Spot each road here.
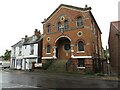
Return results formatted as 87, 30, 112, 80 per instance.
0, 69, 119, 90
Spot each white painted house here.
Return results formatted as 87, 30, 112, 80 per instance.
10, 29, 43, 70
10, 40, 23, 69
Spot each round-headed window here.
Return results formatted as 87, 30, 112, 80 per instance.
64, 44, 71, 51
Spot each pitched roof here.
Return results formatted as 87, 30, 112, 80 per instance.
23, 35, 43, 45
111, 21, 120, 31
42, 4, 91, 23
89, 11, 102, 34
12, 34, 43, 47
42, 4, 102, 34
11, 40, 23, 47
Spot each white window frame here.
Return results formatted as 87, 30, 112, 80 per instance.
46, 45, 51, 54
76, 16, 83, 28
77, 58, 85, 69
77, 41, 85, 53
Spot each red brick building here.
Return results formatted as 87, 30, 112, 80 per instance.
108, 21, 120, 75
42, 4, 103, 72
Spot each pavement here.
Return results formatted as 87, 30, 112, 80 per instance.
2, 68, 120, 81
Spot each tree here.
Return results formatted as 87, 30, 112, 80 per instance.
3, 49, 11, 60
104, 49, 109, 59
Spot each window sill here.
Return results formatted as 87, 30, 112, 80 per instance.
46, 53, 51, 55
77, 26, 84, 29
77, 51, 85, 53
77, 67, 85, 69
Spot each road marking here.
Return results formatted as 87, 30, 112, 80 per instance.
2, 83, 40, 88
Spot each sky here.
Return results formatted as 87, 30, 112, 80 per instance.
0, 0, 119, 56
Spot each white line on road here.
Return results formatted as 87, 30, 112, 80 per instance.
2, 83, 40, 88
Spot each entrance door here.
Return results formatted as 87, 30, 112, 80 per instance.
56, 37, 71, 60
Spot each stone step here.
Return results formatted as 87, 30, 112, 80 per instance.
47, 59, 68, 72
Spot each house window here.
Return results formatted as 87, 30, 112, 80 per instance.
30, 44, 34, 55
46, 45, 51, 53
57, 22, 62, 32
64, 20, 69, 30
78, 41, 84, 51
25, 46, 27, 49
76, 16, 83, 28
47, 25, 51, 33
19, 46, 22, 56
78, 58, 85, 67
13, 47, 16, 55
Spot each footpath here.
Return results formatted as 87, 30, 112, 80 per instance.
2, 68, 120, 81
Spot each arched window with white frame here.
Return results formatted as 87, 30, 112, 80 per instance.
47, 25, 51, 33
64, 20, 69, 30
76, 16, 83, 28
77, 41, 84, 52
46, 45, 51, 54
57, 22, 62, 31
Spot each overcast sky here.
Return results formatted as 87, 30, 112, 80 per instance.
0, 0, 119, 55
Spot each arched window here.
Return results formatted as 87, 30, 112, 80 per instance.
47, 25, 51, 33
78, 41, 84, 51
76, 16, 83, 28
46, 45, 51, 53
64, 20, 69, 30
57, 22, 62, 31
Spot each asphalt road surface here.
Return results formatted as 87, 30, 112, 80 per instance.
0, 69, 119, 90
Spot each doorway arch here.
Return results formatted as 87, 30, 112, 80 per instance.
55, 36, 71, 60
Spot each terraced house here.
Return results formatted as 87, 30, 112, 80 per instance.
42, 4, 103, 72
10, 29, 43, 70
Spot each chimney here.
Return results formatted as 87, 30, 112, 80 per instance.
85, 5, 88, 8
25, 35, 28, 38
34, 29, 40, 36
25, 35, 28, 42
44, 18, 47, 21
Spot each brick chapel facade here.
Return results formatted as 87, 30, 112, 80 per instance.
42, 4, 103, 72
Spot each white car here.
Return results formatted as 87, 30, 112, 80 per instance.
1, 61, 10, 69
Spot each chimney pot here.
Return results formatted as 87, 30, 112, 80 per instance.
34, 29, 40, 36
24, 35, 28, 42
25, 35, 28, 38
85, 5, 88, 8
35, 29, 38, 32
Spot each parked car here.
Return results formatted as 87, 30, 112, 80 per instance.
1, 61, 10, 69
